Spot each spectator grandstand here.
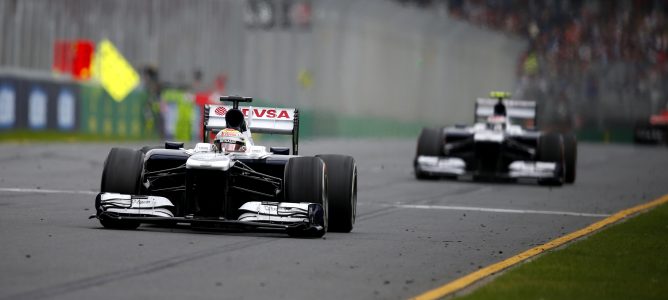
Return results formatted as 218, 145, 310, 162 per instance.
394, 0, 668, 131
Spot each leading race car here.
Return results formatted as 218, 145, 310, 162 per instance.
92, 96, 357, 238
414, 92, 577, 186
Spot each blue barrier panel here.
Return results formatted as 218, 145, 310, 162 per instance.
0, 75, 80, 132
0, 82, 17, 129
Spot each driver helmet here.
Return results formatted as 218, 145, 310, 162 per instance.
487, 115, 506, 124
215, 128, 247, 153
486, 115, 507, 130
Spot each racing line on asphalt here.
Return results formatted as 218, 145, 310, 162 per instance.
0, 187, 610, 218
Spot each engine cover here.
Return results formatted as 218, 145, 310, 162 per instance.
186, 152, 232, 171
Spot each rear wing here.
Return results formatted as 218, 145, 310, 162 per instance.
203, 97, 300, 154
475, 98, 537, 128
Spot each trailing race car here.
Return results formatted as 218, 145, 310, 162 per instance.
93, 96, 357, 238
414, 92, 577, 186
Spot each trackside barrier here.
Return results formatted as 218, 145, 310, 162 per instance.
0, 70, 639, 143
0, 70, 153, 139
79, 83, 151, 138
0, 74, 80, 131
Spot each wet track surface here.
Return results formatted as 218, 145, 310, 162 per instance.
0, 139, 667, 299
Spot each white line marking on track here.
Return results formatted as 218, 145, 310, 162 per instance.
374, 203, 610, 218
0, 187, 97, 195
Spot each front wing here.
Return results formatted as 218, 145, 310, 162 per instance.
415, 155, 559, 180
93, 193, 326, 237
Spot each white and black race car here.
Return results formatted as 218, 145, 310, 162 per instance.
414, 92, 576, 186
93, 96, 357, 238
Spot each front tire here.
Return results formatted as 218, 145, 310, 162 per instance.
316, 155, 357, 233
563, 133, 577, 183
414, 127, 444, 180
284, 157, 327, 237
98, 148, 144, 229
537, 133, 565, 186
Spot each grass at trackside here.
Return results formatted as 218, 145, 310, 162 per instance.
455, 202, 668, 300
0, 130, 155, 143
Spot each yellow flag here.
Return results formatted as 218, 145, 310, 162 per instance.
94, 39, 140, 102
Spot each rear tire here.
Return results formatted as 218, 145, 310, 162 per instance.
414, 127, 444, 180
98, 148, 144, 229
316, 155, 357, 233
537, 133, 564, 186
563, 133, 577, 183
284, 157, 327, 237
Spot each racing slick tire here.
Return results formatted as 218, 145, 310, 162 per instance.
414, 127, 444, 180
316, 155, 357, 233
284, 157, 328, 237
98, 148, 144, 230
537, 133, 565, 186
563, 133, 577, 184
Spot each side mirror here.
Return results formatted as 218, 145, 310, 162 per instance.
165, 141, 185, 149
270, 147, 290, 155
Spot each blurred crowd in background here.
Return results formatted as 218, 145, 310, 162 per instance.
396, 0, 668, 130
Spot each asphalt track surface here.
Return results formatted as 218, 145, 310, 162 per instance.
0, 139, 666, 300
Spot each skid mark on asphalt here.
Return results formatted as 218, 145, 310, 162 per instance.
427, 185, 491, 200
358, 177, 416, 192
362, 179, 491, 198
399, 185, 492, 205
356, 206, 399, 222
2, 238, 275, 300
363, 203, 610, 218
0, 187, 97, 195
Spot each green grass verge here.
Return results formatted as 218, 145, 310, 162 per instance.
456, 202, 668, 300
576, 128, 634, 143
0, 130, 156, 143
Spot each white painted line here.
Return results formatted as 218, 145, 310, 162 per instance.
375, 203, 610, 218
0, 187, 97, 195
